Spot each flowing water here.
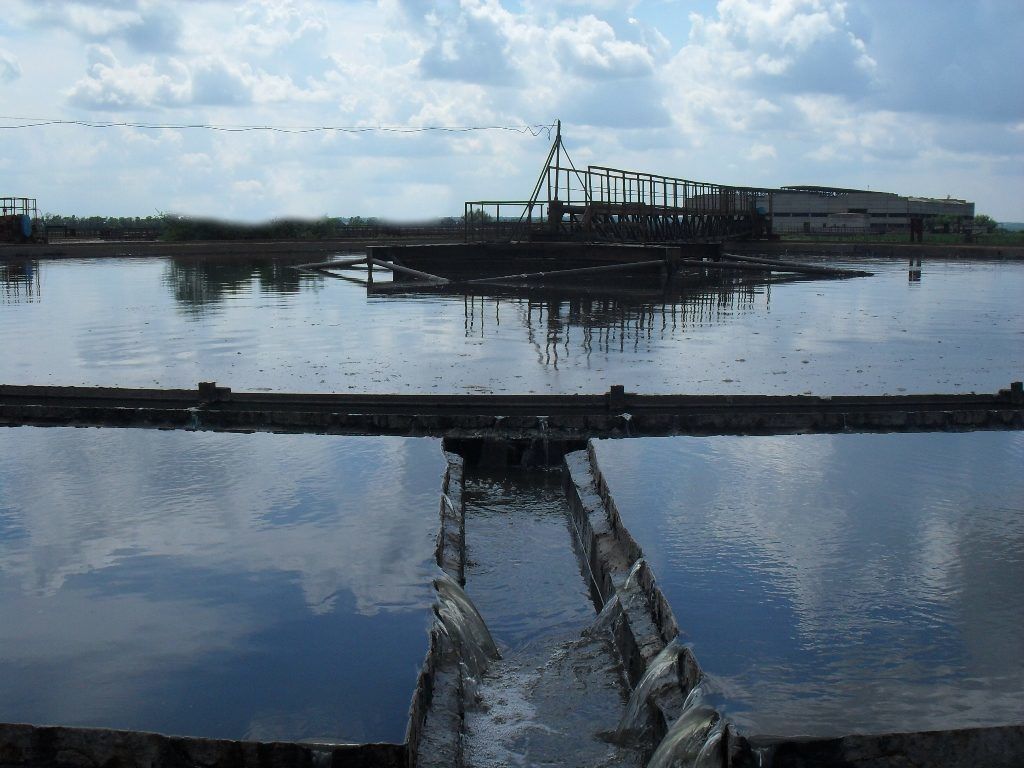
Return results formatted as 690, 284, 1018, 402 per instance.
433, 573, 501, 677
1, 255, 1022, 394
460, 470, 643, 767
644, 682, 721, 768
593, 432, 1024, 737
616, 639, 683, 740
0, 427, 444, 743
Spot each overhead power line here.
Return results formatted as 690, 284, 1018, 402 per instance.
0, 116, 557, 139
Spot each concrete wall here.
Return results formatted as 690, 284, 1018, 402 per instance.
0, 723, 405, 768
563, 447, 704, 757
408, 450, 467, 768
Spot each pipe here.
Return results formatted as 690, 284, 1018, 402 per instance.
368, 258, 450, 284
461, 259, 666, 285
722, 252, 872, 277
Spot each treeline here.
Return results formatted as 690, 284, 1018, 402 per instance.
42, 213, 463, 241
43, 214, 165, 231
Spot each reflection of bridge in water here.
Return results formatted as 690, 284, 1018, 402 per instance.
462, 281, 766, 368
0, 262, 41, 304
464, 122, 772, 244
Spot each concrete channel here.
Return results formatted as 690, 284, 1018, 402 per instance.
413, 436, 1024, 767
1, 383, 1022, 766
2, 430, 1022, 767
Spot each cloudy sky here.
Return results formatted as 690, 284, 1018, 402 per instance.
1, 0, 1021, 221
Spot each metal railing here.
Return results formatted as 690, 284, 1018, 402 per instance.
1, 197, 38, 218
585, 166, 769, 215
464, 201, 548, 242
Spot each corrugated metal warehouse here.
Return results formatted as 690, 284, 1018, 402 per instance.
770, 187, 974, 234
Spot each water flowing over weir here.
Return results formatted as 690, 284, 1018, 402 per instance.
433, 574, 501, 677
456, 469, 644, 768
644, 684, 722, 768
616, 640, 684, 740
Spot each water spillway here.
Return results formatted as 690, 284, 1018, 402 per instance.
457, 468, 645, 768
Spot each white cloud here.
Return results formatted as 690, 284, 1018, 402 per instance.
232, 178, 265, 195
0, 0, 1021, 220
550, 15, 655, 79
66, 44, 188, 110
0, 49, 21, 82
418, 0, 522, 85
240, 0, 326, 46
32, 0, 183, 53
190, 58, 253, 106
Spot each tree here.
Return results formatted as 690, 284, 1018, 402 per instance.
462, 209, 494, 224
973, 214, 998, 233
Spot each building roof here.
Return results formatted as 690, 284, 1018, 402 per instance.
778, 185, 896, 196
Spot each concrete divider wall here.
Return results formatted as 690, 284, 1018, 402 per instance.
0, 722, 405, 768
0, 449, 474, 768
562, 447, 704, 755
407, 449, 467, 768
572, 440, 1024, 768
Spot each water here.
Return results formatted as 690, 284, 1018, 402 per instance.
616, 639, 683, 739
593, 432, 1024, 737
460, 470, 642, 767
0, 427, 445, 743
433, 573, 501, 677
638, 680, 722, 768
1, 256, 1022, 395
462, 472, 598, 652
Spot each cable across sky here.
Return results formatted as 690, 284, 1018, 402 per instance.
0, 116, 557, 139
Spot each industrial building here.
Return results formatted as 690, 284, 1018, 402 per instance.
769, 187, 974, 234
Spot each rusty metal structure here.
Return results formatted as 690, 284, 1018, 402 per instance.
465, 122, 772, 244
1, 197, 40, 243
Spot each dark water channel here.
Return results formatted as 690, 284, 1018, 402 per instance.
593, 432, 1024, 737
1, 255, 1022, 394
461, 469, 642, 767
0, 427, 444, 743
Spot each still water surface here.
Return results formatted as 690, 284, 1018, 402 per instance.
1, 255, 1021, 394
593, 432, 1024, 737
0, 427, 444, 742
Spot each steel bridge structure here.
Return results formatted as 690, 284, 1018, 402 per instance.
465, 123, 773, 244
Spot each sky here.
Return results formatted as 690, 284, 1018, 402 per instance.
0, 0, 1021, 222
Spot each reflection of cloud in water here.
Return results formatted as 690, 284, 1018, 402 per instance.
0, 428, 443, 616
4, 258, 1022, 395
0, 428, 444, 740
593, 432, 1024, 734
0, 588, 256, 727
701, 434, 1023, 650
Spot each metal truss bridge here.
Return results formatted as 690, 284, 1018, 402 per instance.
464, 122, 773, 245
